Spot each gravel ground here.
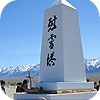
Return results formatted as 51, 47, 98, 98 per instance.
5, 86, 16, 99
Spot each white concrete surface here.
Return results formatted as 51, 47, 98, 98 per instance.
14, 92, 97, 100
51, 0, 76, 9
39, 0, 86, 83
32, 82, 94, 90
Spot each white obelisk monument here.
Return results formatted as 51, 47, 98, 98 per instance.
14, 0, 97, 100
40, 0, 85, 82
33, 0, 93, 90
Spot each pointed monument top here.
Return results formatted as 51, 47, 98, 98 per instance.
51, 0, 76, 9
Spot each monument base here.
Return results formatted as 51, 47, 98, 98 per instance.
14, 92, 97, 100
32, 82, 94, 90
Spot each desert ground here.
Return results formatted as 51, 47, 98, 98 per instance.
87, 72, 100, 82
5, 85, 16, 99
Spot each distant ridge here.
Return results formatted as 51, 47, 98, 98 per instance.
0, 64, 40, 78
85, 58, 100, 73
0, 58, 100, 78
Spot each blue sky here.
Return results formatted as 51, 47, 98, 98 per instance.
0, 0, 100, 67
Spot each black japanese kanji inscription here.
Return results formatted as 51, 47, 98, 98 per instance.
47, 51, 56, 66
48, 34, 57, 49
48, 15, 57, 32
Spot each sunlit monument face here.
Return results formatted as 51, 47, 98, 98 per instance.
40, 0, 86, 83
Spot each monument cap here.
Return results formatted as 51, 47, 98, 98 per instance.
50, 0, 76, 9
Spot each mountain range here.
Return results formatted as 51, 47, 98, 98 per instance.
0, 58, 100, 78
0, 64, 40, 78
85, 58, 100, 73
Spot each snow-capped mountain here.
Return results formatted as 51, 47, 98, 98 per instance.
0, 58, 100, 78
85, 58, 100, 73
0, 64, 40, 78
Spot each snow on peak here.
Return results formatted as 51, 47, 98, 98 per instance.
0, 64, 40, 78
0, 58, 100, 77
84, 58, 100, 67
84, 58, 100, 73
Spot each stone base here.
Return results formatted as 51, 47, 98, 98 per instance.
14, 92, 97, 100
32, 82, 94, 90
